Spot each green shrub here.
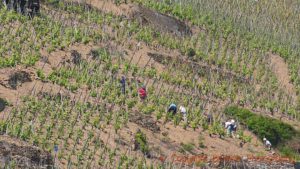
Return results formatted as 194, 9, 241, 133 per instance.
224, 106, 296, 146
135, 130, 149, 155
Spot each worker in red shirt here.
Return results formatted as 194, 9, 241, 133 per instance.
138, 86, 147, 100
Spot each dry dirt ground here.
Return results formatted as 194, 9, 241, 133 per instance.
267, 53, 296, 102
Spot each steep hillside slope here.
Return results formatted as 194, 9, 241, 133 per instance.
0, 0, 299, 168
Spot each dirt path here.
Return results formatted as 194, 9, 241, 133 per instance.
267, 53, 296, 102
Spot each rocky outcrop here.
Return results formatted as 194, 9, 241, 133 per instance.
129, 113, 160, 133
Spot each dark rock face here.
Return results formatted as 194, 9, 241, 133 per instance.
133, 5, 191, 36
0, 140, 54, 168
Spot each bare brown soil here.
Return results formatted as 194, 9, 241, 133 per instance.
129, 112, 160, 133
267, 53, 296, 101
69, 0, 191, 36
147, 52, 251, 84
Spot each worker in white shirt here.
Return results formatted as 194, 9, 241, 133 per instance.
263, 138, 272, 150
225, 119, 236, 137
179, 106, 187, 122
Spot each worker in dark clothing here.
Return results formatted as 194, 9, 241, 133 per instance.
168, 103, 177, 116
120, 76, 126, 95
12, 0, 17, 11
2, 0, 8, 7
28, 0, 40, 16
207, 114, 213, 125
3, 0, 32, 14
20, 0, 26, 14
2, 0, 11, 9
3, 0, 18, 11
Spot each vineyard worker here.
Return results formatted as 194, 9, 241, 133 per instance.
120, 76, 126, 95
263, 138, 272, 150
168, 103, 177, 116
2, 0, 13, 9
225, 121, 230, 135
19, 0, 26, 14
2, 0, 9, 8
207, 113, 213, 125
11, 0, 18, 12
179, 106, 187, 122
2, 0, 26, 13
28, 0, 40, 16
230, 119, 237, 137
204, 112, 213, 125
138, 86, 147, 100
232, 120, 237, 132
225, 119, 236, 137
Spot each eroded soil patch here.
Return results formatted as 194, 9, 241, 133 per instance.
70, 50, 82, 65
0, 70, 34, 90
147, 52, 250, 83
8, 71, 32, 89
129, 113, 160, 133
133, 5, 191, 36
0, 136, 54, 168
267, 53, 296, 101
69, 0, 192, 36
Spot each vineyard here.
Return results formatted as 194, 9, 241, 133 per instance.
0, 0, 299, 168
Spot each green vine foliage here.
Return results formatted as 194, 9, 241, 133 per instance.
135, 130, 149, 155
